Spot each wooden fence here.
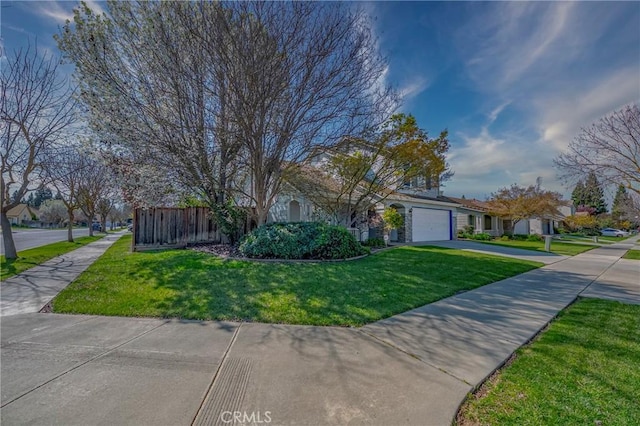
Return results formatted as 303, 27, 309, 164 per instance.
132, 207, 222, 251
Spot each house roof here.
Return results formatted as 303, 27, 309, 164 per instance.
6, 204, 31, 217
446, 196, 492, 212
385, 192, 461, 208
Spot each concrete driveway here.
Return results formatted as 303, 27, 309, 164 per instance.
426, 239, 568, 264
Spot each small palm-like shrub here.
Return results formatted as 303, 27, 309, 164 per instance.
239, 222, 367, 260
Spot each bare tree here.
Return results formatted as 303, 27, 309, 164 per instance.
56, 1, 396, 232
555, 104, 640, 196
39, 199, 67, 228
45, 146, 89, 242
1, 44, 76, 258
210, 2, 396, 224
76, 155, 113, 237
56, 2, 241, 216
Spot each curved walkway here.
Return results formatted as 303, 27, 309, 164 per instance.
1, 236, 638, 425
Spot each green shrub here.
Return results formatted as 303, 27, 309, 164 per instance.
527, 234, 543, 242
362, 237, 386, 248
470, 233, 491, 241
511, 234, 528, 241
457, 225, 475, 239
239, 222, 367, 260
499, 235, 511, 241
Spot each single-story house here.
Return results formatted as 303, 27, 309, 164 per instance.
6, 204, 38, 225
511, 204, 574, 236
447, 197, 504, 237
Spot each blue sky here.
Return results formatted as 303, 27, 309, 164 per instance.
2, 1, 639, 201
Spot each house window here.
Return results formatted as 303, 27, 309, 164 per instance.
289, 200, 301, 222
484, 215, 492, 230
468, 215, 474, 226
424, 176, 432, 190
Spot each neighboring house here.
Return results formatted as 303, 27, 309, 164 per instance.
6, 204, 38, 225
447, 197, 503, 237
512, 203, 574, 235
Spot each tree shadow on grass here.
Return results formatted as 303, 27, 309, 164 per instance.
131, 246, 542, 326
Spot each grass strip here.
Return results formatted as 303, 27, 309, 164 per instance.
458, 298, 640, 425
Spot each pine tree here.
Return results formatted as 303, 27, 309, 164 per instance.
10, 190, 21, 204
32, 185, 53, 209
583, 172, 607, 215
612, 185, 631, 220
571, 180, 585, 207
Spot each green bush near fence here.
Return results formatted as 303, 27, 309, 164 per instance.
239, 222, 367, 260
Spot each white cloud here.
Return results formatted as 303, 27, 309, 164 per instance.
31, 1, 74, 23
487, 101, 511, 124
448, 128, 518, 179
442, 2, 639, 198
398, 76, 430, 101
29, 1, 106, 24
538, 67, 640, 152
445, 124, 569, 199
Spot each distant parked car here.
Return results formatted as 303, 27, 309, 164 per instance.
600, 228, 629, 237
127, 224, 133, 232
92, 222, 102, 232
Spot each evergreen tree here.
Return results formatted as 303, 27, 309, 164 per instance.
571, 180, 585, 207
612, 185, 631, 220
583, 172, 607, 215
10, 190, 21, 204
32, 185, 53, 208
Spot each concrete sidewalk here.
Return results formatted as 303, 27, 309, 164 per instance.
1, 235, 638, 425
0, 232, 125, 317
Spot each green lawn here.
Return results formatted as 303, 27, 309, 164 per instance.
1, 235, 104, 280
623, 249, 640, 260
480, 240, 595, 256
458, 299, 640, 425
52, 235, 542, 326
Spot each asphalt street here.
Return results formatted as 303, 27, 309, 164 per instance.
0, 228, 91, 254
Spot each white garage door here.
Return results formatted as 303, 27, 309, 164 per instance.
412, 208, 451, 242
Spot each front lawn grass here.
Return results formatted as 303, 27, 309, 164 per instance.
1, 235, 104, 280
52, 235, 542, 326
623, 249, 640, 260
480, 239, 595, 256
458, 299, 640, 425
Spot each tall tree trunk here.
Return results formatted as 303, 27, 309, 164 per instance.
67, 209, 75, 242
1, 212, 18, 260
